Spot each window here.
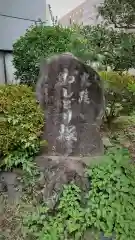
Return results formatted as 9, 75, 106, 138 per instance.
0, 52, 5, 84
5, 53, 18, 84
0, 51, 19, 84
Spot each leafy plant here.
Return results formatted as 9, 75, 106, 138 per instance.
86, 147, 135, 240
23, 184, 88, 240
22, 147, 135, 240
0, 84, 44, 171
99, 71, 135, 125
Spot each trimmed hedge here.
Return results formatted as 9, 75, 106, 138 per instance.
0, 85, 44, 160
13, 25, 73, 85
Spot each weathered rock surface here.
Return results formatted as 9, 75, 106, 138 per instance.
36, 52, 104, 157
0, 171, 22, 203
35, 155, 90, 209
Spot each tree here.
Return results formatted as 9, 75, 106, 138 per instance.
80, 25, 135, 71
98, 0, 135, 29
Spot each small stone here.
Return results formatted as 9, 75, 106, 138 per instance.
102, 137, 113, 147
38, 172, 45, 186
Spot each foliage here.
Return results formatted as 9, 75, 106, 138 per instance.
23, 184, 88, 240
13, 23, 135, 85
14, 23, 105, 86
86, 147, 135, 240
80, 25, 135, 71
0, 84, 44, 171
22, 148, 135, 240
99, 71, 135, 125
13, 24, 74, 85
98, 0, 135, 29
13, 23, 97, 86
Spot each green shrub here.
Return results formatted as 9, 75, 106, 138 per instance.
22, 148, 135, 240
0, 84, 44, 171
13, 24, 74, 85
99, 71, 135, 125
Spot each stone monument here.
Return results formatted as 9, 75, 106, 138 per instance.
36, 52, 104, 157
35, 52, 104, 208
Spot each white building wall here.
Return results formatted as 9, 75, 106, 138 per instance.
59, 0, 104, 27
0, 0, 47, 50
0, 0, 49, 84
